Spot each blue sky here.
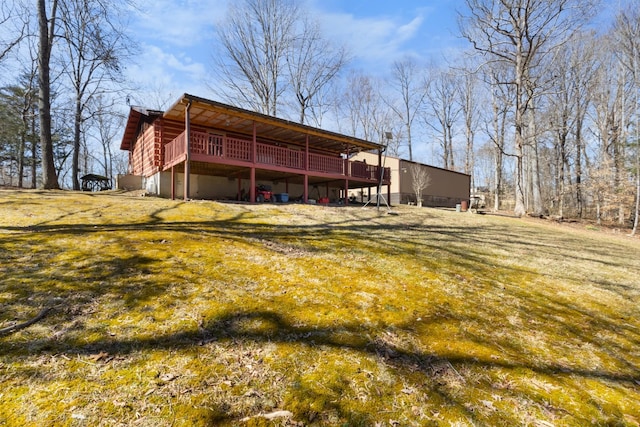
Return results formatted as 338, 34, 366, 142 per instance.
125, 0, 466, 108
120, 0, 623, 166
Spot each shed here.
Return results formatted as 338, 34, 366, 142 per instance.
81, 174, 112, 192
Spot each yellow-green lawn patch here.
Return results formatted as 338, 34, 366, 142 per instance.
1, 189, 639, 426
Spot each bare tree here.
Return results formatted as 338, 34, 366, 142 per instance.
213, 0, 299, 116
546, 62, 573, 218
37, 0, 60, 189
86, 95, 124, 186
613, 6, 640, 235
338, 71, 392, 143
303, 78, 340, 129
0, 86, 24, 186
410, 163, 431, 207
384, 57, 429, 161
458, 63, 481, 188
17, 35, 40, 189
426, 68, 460, 170
590, 33, 633, 226
483, 65, 513, 211
569, 32, 599, 218
460, 0, 597, 216
384, 128, 405, 158
286, 15, 348, 125
0, 1, 26, 63
58, 0, 130, 190
338, 71, 371, 139
543, 31, 599, 218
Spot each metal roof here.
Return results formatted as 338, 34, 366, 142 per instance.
160, 94, 384, 154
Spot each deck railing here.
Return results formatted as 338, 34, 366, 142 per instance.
350, 161, 390, 182
226, 137, 252, 162
308, 153, 344, 174
164, 130, 389, 182
257, 143, 305, 169
164, 132, 186, 168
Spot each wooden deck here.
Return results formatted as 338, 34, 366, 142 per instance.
163, 130, 390, 184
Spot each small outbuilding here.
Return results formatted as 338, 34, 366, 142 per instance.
347, 152, 470, 208
80, 174, 112, 192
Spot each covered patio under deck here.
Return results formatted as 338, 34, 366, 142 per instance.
160, 94, 391, 204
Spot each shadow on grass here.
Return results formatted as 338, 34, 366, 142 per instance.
2, 192, 640, 424
3, 307, 640, 424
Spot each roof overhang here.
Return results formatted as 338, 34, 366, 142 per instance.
120, 106, 164, 151
161, 94, 384, 155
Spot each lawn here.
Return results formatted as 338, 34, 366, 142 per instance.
1, 189, 639, 426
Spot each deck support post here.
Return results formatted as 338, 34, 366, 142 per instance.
344, 146, 350, 206
250, 168, 256, 202
250, 121, 257, 202
171, 166, 175, 200
237, 175, 242, 201
303, 175, 308, 203
184, 101, 192, 201
344, 179, 349, 205
303, 135, 309, 203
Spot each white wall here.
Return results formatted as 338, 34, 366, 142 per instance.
144, 171, 310, 201
116, 174, 142, 190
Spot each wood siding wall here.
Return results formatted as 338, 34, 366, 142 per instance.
129, 118, 185, 177
130, 121, 160, 177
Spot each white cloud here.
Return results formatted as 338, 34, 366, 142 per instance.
126, 43, 211, 107
122, 0, 463, 104
125, 0, 228, 103
397, 15, 424, 43
131, 0, 228, 48
311, 8, 428, 71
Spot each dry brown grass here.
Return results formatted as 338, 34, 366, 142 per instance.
1, 189, 639, 426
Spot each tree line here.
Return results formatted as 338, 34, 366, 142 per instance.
0, 0, 131, 191
0, 0, 638, 232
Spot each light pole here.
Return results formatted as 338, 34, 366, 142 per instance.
375, 132, 393, 209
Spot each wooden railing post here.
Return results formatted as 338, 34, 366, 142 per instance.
184, 101, 191, 201
304, 135, 309, 203
344, 146, 350, 206
250, 121, 256, 202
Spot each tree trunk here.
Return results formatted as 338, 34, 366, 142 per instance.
529, 114, 543, 215
557, 133, 566, 218
407, 124, 413, 162
632, 54, 639, 236
37, 0, 59, 190
72, 96, 81, 190
491, 88, 504, 211
514, 100, 526, 216
18, 131, 25, 188
513, 31, 527, 217
514, 150, 526, 217
494, 145, 503, 211
633, 149, 639, 235
442, 124, 449, 169
31, 109, 38, 189
575, 116, 584, 217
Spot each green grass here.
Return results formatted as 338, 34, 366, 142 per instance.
1, 189, 639, 426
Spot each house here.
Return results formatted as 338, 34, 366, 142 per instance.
347, 151, 470, 208
119, 94, 390, 203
